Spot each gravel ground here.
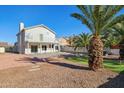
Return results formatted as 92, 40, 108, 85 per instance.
0, 53, 122, 88
0, 53, 33, 70
0, 52, 69, 70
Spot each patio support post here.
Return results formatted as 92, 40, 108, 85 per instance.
54, 44, 55, 52
40, 43, 42, 53
51, 43, 53, 52
27, 42, 30, 54
58, 44, 60, 52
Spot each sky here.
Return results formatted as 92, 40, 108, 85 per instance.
0, 5, 124, 44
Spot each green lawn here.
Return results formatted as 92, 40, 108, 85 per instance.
65, 56, 124, 73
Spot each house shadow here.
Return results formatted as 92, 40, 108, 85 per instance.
16, 56, 90, 70
98, 70, 124, 88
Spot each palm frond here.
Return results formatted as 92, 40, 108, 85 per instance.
103, 6, 124, 22
77, 5, 90, 19
102, 14, 124, 31
71, 5, 124, 36
71, 13, 94, 32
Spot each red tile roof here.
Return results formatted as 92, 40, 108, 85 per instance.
0, 42, 8, 47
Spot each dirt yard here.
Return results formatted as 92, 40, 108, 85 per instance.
0, 53, 33, 70
0, 53, 123, 88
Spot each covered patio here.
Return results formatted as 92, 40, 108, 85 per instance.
25, 41, 60, 54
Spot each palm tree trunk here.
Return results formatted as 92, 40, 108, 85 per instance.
88, 36, 104, 71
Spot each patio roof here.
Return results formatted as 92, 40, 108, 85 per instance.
26, 41, 59, 44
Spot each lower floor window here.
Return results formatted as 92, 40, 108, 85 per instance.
42, 45, 47, 51
55, 46, 59, 50
31, 45, 38, 53
49, 44, 51, 48
52, 44, 54, 48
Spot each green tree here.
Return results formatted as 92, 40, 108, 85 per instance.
71, 5, 124, 70
73, 33, 91, 51
101, 30, 120, 48
110, 21, 124, 58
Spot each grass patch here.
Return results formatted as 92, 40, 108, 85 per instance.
65, 56, 124, 73
67, 56, 88, 64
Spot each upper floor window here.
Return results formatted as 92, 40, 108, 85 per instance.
26, 33, 32, 40
40, 34, 43, 41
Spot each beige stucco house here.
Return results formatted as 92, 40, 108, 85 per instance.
58, 38, 70, 46
16, 22, 60, 54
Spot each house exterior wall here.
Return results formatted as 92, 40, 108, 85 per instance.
58, 38, 69, 46
25, 27, 55, 43
17, 31, 25, 54
16, 24, 59, 54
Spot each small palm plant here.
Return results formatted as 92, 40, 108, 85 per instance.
73, 33, 91, 51
71, 5, 124, 70
79, 33, 91, 50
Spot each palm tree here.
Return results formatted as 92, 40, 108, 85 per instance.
110, 21, 124, 59
71, 5, 124, 70
79, 33, 91, 50
101, 30, 121, 48
71, 35, 82, 51
73, 33, 91, 52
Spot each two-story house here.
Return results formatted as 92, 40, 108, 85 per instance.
16, 22, 60, 54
